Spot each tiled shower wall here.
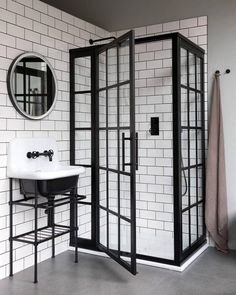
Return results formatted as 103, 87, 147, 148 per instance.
0, 0, 109, 279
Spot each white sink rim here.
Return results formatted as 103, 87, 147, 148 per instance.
8, 165, 85, 180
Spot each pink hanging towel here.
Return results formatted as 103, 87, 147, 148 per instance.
205, 72, 228, 253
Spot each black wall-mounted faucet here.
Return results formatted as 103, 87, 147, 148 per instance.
27, 150, 54, 162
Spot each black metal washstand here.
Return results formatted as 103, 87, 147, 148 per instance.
9, 177, 86, 283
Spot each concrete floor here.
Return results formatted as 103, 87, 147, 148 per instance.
0, 248, 236, 295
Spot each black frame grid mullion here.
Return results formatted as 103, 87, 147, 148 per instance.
129, 30, 136, 274
105, 49, 110, 251
117, 44, 121, 257
200, 57, 206, 238
172, 34, 182, 264
194, 55, 199, 239
187, 50, 191, 247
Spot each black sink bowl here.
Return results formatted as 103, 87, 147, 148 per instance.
20, 176, 79, 198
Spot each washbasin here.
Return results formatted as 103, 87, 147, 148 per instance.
7, 137, 85, 198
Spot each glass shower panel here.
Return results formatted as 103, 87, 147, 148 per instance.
99, 52, 106, 89
108, 88, 117, 127
78, 204, 91, 239
99, 90, 106, 128
120, 84, 130, 127
135, 39, 174, 261
119, 39, 130, 83
108, 48, 117, 86
180, 41, 205, 258
75, 131, 91, 165
74, 56, 91, 92
75, 93, 91, 128
120, 219, 131, 265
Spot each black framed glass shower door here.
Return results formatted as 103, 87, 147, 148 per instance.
96, 31, 137, 274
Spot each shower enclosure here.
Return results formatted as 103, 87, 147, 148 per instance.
69, 31, 206, 274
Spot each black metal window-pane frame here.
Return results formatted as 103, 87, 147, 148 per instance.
70, 31, 136, 274
70, 46, 98, 250
96, 31, 136, 275
178, 37, 206, 262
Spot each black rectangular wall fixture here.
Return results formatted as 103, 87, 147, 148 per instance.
149, 117, 159, 135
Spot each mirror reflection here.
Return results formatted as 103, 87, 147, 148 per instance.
8, 53, 57, 119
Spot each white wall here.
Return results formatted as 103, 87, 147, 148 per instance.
0, 0, 109, 280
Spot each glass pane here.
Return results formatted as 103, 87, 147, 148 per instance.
108, 48, 117, 86
99, 52, 106, 89
108, 130, 118, 170
120, 219, 131, 264
78, 204, 91, 239
181, 48, 188, 86
99, 90, 106, 128
120, 83, 130, 127
198, 203, 203, 237
74, 56, 91, 92
189, 52, 195, 89
75, 93, 91, 128
189, 91, 196, 126
109, 213, 118, 253
77, 168, 91, 203
181, 129, 188, 168
120, 174, 131, 218
99, 130, 106, 167
181, 87, 188, 126
190, 206, 197, 244
75, 131, 91, 165
190, 168, 197, 205
182, 211, 189, 251
109, 172, 118, 213
196, 57, 201, 91
182, 169, 189, 210
99, 208, 107, 246
197, 130, 203, 163
119, 39, 130, 83
197, 93, 202, 127
99, 170, 106, 207
198, 167, 203, 201
108, 88, 117, 127
190, 129, 196, 166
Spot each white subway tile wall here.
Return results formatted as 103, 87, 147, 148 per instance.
0, 0, 109, 279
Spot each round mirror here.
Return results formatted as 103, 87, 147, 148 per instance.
7, 52, 57, 120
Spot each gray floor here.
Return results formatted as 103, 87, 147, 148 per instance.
0, 248, 236, 295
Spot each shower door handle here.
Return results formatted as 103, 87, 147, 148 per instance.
121, 132, 138, 171
122, 132, 126, 172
